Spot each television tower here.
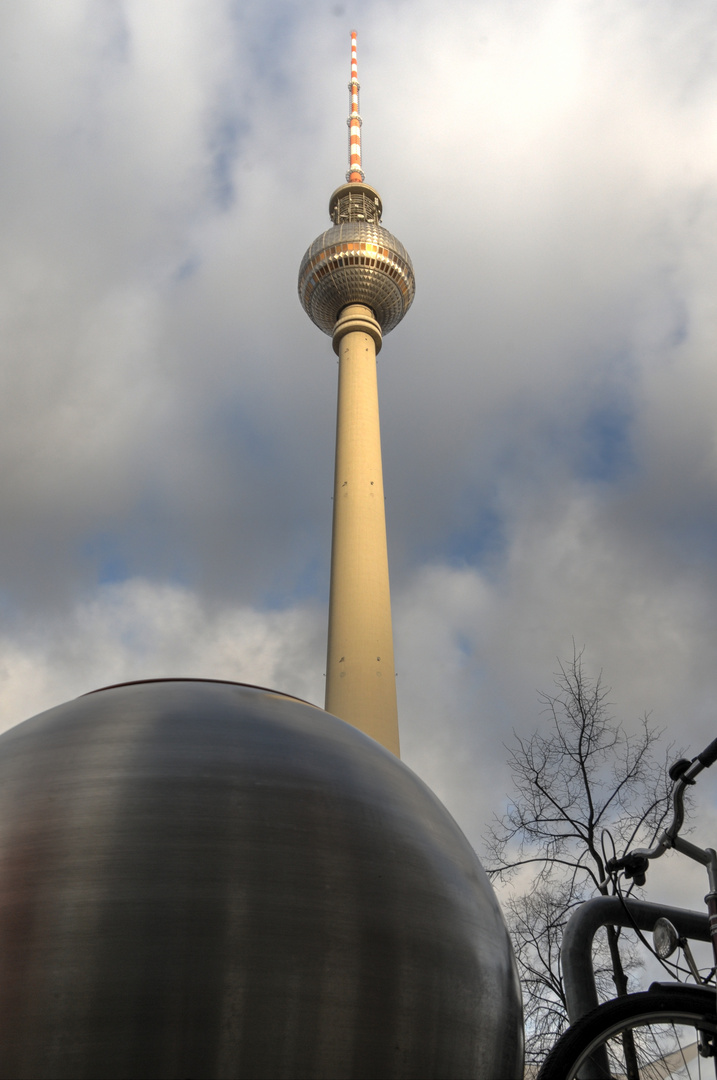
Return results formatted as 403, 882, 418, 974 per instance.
298, 32, 415, 756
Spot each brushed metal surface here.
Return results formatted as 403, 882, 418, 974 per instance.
0, 680, 522, 1079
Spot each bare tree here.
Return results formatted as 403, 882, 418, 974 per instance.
484, 649, 673, 1069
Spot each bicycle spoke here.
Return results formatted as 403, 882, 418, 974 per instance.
537, 989, 717, 1080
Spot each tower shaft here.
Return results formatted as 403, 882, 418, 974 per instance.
325, 304, 399, 755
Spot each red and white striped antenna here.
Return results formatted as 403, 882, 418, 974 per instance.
347, 31, 365, 182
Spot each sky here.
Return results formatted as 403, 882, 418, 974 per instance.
2, 0, 717, 913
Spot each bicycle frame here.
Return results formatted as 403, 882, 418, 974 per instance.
562, 896, 712, 1023
671, 833, 717, 962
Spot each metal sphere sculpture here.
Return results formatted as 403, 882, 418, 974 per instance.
0, 679, 524, 1079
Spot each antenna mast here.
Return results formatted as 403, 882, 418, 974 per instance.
347, 31, 364, 182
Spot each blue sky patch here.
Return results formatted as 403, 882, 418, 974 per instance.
579, 400, 634, 483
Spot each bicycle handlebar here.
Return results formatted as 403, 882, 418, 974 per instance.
606, 735, 717, 882
698, 735, 717, 769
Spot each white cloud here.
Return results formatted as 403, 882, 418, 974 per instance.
0, 1, 716, 928
0, 578, 325, 734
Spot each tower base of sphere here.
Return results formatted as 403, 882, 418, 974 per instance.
0, 680, 523, 1079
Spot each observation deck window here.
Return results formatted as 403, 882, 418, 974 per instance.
331, 191, 382, 225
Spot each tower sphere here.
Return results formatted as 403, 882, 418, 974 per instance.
298, 182, 415, 338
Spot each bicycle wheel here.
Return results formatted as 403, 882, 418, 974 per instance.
536, 986, 717, 1079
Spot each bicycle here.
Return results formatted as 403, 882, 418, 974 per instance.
536, 736, 717, 1079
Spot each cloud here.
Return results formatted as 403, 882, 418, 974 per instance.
0, 577, 325, 733
1, 0, 717, 928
